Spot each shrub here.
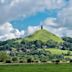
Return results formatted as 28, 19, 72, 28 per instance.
19, 60, 24, 63
0, 51, 9, 62
0, 60, 3, 62
55, 60, 60, 64
5, 60, 12, 63
12, 57, 18, 63
34, 60, 39, 63
27, 58, 32, 63
52, 59, 60, 64
70, 59, 72, 63
41, 60, 47, 63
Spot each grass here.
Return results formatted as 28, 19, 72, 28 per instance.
25, 29, 63, 43
44, 48, 72, 55
64, 56, 72, 59
0, 64, 72, 72
38, 48, 72, 59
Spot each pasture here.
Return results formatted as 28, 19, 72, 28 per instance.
0, 64, 72, 72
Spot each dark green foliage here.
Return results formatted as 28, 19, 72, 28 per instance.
52, 60, 60, 64
5, 60, 12, 63
62, 37, 72, 43
12, 57, 18, 62
70, 59, 72, 63
46, 39, 58, 48
61, 37, 72, 51
27, 58, 32, 63
19, 60, 24, 63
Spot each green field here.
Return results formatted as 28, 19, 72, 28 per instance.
0, 64, 72, 72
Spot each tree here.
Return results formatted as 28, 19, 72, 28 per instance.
0, 51, 9, 62
61, 42, 72, 50
34, 40, 43, 48
62, 37, 72, 51
62, 37, 72, 43
12, 57, 18, 63
46, 39, 57, 48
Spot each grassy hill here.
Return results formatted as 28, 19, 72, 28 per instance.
24, 29, 63, 43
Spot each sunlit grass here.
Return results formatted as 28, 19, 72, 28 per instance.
0, 64, 72, 72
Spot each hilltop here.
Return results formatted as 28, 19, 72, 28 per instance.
0, 29, 63, 50
24, 29, 63, 43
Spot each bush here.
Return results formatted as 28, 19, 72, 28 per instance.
55, 60, 60, 64
0, 51, 9, 62
34, 60, 39, 63
12, 57, 18, 63
27, 58, 32, 63
5, 60, 12, 63
52, 60, 60, 64
0, 60, 3, 62
70, 59, 72, 63
19, 60, 24, 63
41, 60, 47, 63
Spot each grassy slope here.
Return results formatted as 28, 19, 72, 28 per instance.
64, 56, 72, 59
44, 48, 70, 55
0, 64, 72, 72
14, 29, 63, 43
38, 48, 72, 56
25, 29, 63, 43
45, 48, 72, 59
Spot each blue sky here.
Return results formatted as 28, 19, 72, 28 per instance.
0, 0, 72, 41
11, 9, 57, 30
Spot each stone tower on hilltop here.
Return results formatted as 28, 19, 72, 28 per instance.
41, 25, 43, 30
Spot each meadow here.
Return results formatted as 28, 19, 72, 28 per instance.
0, 64, 72, 72
45, 48, 72, 55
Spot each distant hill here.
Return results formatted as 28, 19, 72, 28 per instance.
0, 29, 63, 49
24, 29, 63, 43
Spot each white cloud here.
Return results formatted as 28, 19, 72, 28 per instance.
26, 26, 40, 35
57, 0, 72, 29
43, 18, 58, 27
0, 0, 66, 24
24, 15, 72, 38
0, 23, 41, 41
43, 25, 72, 37
0, 22, 25, 41
42, 17, 72, 37
0, 20, 71, 41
